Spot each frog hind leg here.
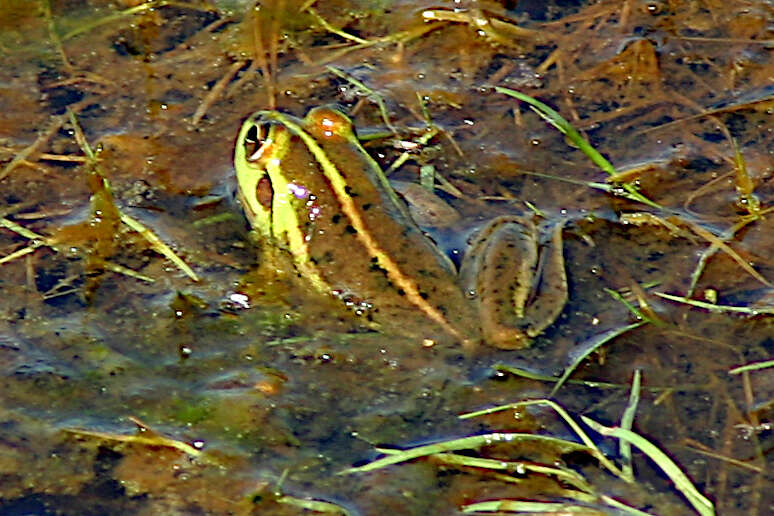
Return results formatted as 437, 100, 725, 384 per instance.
461, 217, 568, 350
522, 221, 568, 338
461, 216, 538, 350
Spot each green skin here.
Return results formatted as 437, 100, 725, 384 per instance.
234, 106, 567, 349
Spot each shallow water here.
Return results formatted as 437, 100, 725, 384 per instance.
1, 1, 773, 514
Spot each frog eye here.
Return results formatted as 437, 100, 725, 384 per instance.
243, 121, 274, 162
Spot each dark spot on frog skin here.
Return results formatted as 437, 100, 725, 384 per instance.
344, 186, 358, 197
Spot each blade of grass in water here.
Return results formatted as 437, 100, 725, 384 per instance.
729, 359, 774, 375
550, 322, 646, 397
461, 500, 605, 514
430, 453, 592, 493
339, 433, 588, 474
460, 399, 625, 480
655, 292, 774, 315
619, 369, 642, 482
326, 66, 396, 133
462, 499, 654, 515
277, 496, 351, 515
495, 87, 660, 209
67, 110, 199, 282
581, 416, 715, 516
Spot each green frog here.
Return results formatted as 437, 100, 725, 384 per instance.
234, 106, 567, 349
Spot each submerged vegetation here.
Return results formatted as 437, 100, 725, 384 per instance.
0, 0, 772, 514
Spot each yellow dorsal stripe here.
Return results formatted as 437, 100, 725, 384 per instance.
273, 113, 462, 341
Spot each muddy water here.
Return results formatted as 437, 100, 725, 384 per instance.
1, 1, 772, 514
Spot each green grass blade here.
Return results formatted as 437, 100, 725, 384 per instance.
340, 433, 588, 474
495, 87, 616, 176
729, 359, 774, 374
277, 495, 351, 515
619, 369, 642, 481
655, 292, 774, 315
120, 212, 200, 282
495, 87, 660, 209
550, 322, 646, 397
581, 416, 715, 516
604, 287, 657, 324
461, 399, 625, 480
431, 453, 592, 492
461, 500, 602, 513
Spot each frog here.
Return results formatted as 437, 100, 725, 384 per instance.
233, 106, 567, 349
